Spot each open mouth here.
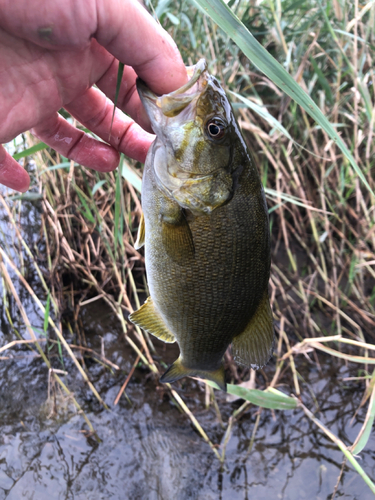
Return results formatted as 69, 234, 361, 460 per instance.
137, 59, 208, 118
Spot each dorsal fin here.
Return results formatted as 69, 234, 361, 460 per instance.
231, 292, 274, 369
129, 296, 176, 343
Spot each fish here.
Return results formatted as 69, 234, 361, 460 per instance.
129, 59, 274, 391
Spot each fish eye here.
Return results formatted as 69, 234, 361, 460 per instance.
206, 119, 226, 139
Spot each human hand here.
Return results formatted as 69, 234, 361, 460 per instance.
0, 0, 187, 192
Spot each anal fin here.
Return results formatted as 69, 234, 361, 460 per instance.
134, 213, 145, 250
129, 296, 175, 343
232, 292, 274, 369
160, 356, 227, 392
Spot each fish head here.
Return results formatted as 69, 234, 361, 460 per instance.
137, 59, 246, 215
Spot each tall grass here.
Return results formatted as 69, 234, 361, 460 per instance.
1, 0, 375, 494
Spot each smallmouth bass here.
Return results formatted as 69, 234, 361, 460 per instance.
129, 60, 274, 391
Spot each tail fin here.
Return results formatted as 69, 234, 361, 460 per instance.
160, 357, 227, 392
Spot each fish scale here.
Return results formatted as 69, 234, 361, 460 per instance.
129, 60, 274, 391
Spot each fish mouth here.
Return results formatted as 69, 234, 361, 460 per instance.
136, 59, 207, 119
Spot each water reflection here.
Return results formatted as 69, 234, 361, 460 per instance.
1, 338, 374, 500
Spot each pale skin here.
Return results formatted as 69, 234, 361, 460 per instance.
0, 0, 188, 192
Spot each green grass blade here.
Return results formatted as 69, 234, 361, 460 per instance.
301, 402, 375, 495
114, 163, 122, 256
265, 188, 329, 213
311, 343, 375, 364
44, 293, 51, 333
227, 385, 297, 410
110, 62, 125, 139
121, 162, 142, 193
7, 193, 43, 201
351, 369, 375, 455
13, 142, 49, 160
229, 90, 292, 140
309, 57, 333, 104
39, 162, 72, 176
73, 187, 96, 224
333, 29, 369, 45
191, 0, 373, 196
204, 380, 297, 409
317, 0, 353, 71
115, 62, 125, 108
357, 78, 374, 124
91, 179, 107, 195
340, 442, 375, 495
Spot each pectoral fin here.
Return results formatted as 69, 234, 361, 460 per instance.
129, 296, 176, 343
160, 356, 227, 392
161, 210, 195, 264
232, 293, 274, 369
134, 213, 145, 250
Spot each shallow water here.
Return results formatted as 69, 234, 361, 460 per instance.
1, 197, 374, 500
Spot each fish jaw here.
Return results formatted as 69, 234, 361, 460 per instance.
136, 59, 207, 138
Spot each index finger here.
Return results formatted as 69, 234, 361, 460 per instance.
95, 0, 188, 96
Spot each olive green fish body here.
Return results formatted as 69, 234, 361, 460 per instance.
130, 60, 274, 390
